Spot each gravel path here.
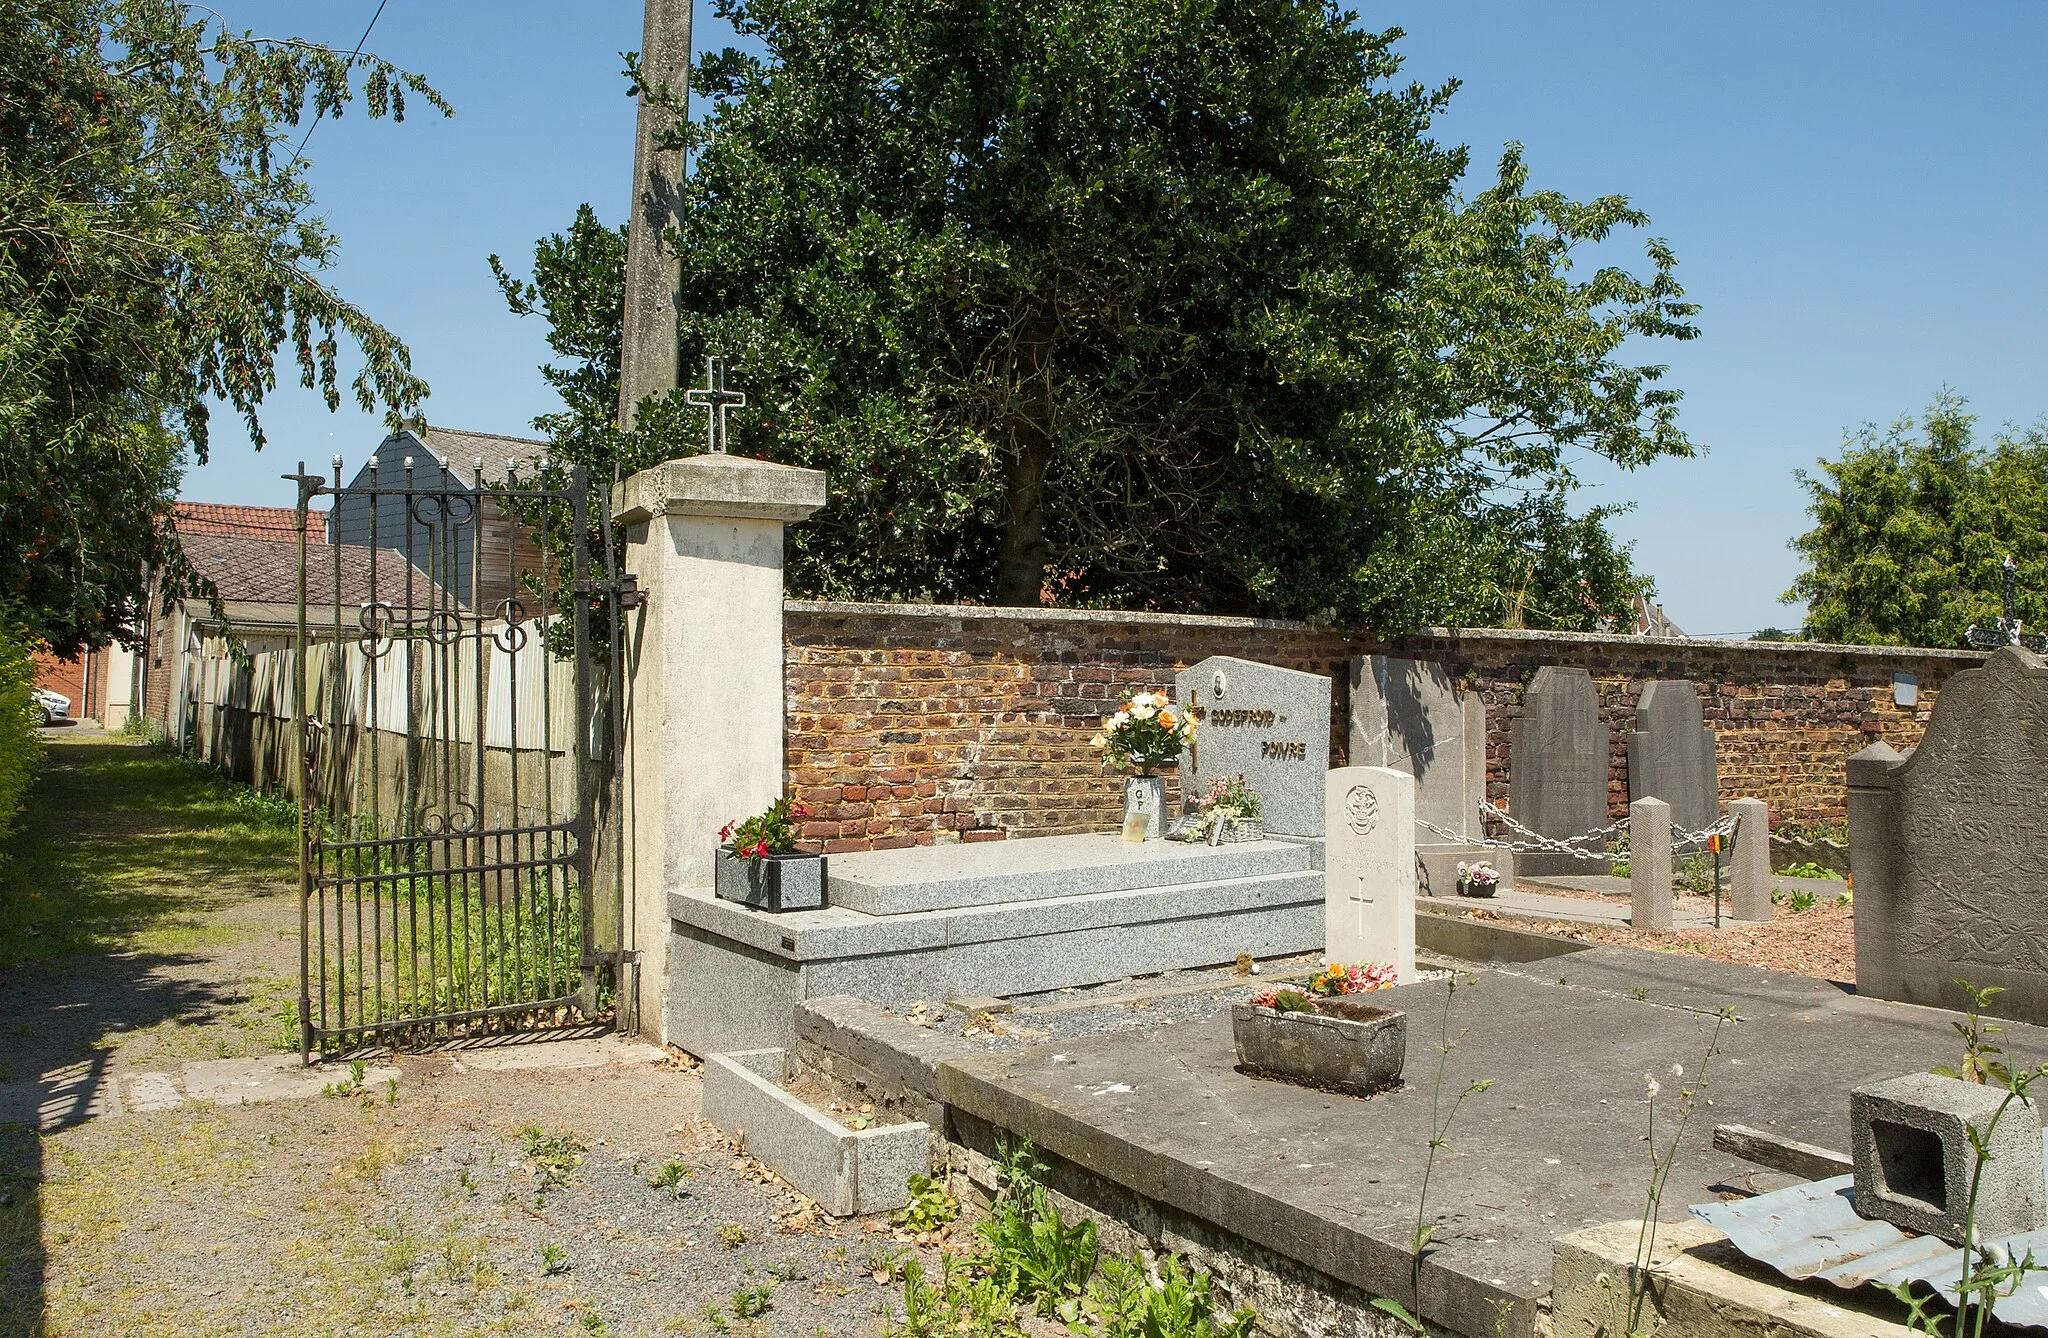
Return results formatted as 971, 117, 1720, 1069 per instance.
0, 737, 951, 1336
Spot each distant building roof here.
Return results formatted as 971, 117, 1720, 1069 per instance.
1631, 593, 1686, 639
394, 425, 550, 484
174, 502, 323, 540
178, 531, 438, 606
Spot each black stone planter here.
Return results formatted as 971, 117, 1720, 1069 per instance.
1459, 878, 1499, 898
1232, 997, 1407, 1097
714, 846, 826, 912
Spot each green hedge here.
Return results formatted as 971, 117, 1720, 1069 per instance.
0, 622, 43, 861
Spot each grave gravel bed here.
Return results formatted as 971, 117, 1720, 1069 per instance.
911, 952, 1331, 1052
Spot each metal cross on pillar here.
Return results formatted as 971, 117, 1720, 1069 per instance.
684, 355, 747, 454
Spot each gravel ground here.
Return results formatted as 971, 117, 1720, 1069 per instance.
897, 952, 1331, 1053
1, 737, 953, 1337
1447, 900, 1859, 984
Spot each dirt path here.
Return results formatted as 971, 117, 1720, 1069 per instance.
0, 735, 928, 1336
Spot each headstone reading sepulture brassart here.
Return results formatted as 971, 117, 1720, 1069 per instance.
1323, 767, 1416, 981
1850, 646, 2048, 1023
1176, 656, 1330, 837
1626, 680, 1719, 834
1510, 667, 1612, 875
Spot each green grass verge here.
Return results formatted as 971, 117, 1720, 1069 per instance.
0, 735, 297, 972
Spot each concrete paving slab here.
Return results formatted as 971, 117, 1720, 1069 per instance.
444, 1034, 667, 1073
936, 947, 2043, 1338
123, 1070, 184, 1112
181, 1055, 400, 1105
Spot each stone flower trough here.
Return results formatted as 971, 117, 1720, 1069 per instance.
701, 1048, 929, 1216
1232, 996, 1407, 1097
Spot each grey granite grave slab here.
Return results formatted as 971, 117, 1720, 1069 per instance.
1349, 655, 1487, 840
1176, 656, 1331, 837
935, 949, 2048, 1338
1851, 647, 2048, 1024
1509, 666, 1612, 875
827, 833, 1309, 915
667, 869, 1323, 1057
1626, 680, 1720, 833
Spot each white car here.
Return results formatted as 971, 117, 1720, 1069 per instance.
32, 687, 69, 726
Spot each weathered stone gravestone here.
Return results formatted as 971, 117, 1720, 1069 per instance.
1509, 667, 1612, 875
1850, 647, 2048, 1022
1349, 656, 1486, 836
1177, 656, 1330, 837
1626, 681, 1719, 834
1324, 767, 1416, 981
1350, 655, 1509, 895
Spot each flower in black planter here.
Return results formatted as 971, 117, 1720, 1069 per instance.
719, 795, 813, 862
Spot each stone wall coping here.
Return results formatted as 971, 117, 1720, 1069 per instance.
784, 598, 1990, 663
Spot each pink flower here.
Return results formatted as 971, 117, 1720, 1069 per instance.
719, 820, 735, 842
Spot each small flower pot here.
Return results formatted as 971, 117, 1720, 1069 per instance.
1459, 878, 1499, 899
714, 846, 826, 912
1122, 775, 1166, 842
1232, 998, 1407, 1097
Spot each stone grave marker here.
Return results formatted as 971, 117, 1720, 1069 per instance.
1324, 766, 1416, 980
1850, 646, 2048, 1023
1509, 667, 1612, 875
1177, 656, 1330, 837
1626, 680, 1719, 833
1349, 655, 1509, 896
1318, 766, 1417, 975
1349, 655, 1486, 838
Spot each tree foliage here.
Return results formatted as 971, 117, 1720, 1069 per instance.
1786, 392, 2048, 647
0, 0, 446, 654
551, 0, 1697, 632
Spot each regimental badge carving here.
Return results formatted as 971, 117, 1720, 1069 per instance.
1344, 785, 1378, 836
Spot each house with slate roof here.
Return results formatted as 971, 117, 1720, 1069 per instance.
325, 426, 550, 613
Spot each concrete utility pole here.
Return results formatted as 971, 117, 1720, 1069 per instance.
617, 0, 692, 432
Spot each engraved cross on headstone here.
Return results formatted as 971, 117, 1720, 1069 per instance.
1348, 876, 1375, 933
684, 355, 747, 454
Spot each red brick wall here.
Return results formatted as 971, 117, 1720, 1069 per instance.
783, 602, 1979, 852
32, 649, 85, 714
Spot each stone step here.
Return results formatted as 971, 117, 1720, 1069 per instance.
824, 832, 1313, 915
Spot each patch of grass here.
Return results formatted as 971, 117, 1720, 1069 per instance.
0, 737, 296, 971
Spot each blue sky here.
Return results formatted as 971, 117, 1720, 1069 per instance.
183, 2, 2048, 637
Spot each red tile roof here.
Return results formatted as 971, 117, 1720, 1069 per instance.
179, 532, 440, 606
174, 502, 324, 540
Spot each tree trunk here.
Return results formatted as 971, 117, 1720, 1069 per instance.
995, 427, 1053, 605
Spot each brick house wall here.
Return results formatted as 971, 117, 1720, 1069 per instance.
783, 601, 1981, 852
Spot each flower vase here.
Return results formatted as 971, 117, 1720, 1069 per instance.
1122, 775, 1166, 843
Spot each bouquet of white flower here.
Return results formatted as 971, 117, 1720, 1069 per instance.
1091, 690, 1196, 775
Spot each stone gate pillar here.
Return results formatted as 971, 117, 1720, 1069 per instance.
614, 455, 827, 1040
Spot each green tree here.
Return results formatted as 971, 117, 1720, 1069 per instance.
0, 0, 447, 655
503, 0, 1696, 632
1785, 392, 2048, 646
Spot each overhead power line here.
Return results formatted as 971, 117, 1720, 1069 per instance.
287, 0, 394, 170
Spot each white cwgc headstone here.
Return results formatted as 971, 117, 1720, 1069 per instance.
1176, 656, 1331, 837
1324, 766, 1416, 981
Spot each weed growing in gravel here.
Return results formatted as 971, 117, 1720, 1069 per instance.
520, 1126, 588, 1189
540, 1241, 569, 1276
894, 1173, 959, 1234
645, 1158, 691, 1196
321, 1058, 368, 1097
730, 1284, 775, 1319
717, 1222, 749, 1249
767, 1258, 810, 1283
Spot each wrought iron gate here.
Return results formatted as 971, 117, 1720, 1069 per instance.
289, 455, 631, 1059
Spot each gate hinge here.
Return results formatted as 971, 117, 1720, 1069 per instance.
575, 575, 645, 611
582, 950, 642, 968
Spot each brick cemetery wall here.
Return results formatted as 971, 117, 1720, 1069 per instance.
784, 602, 1984, 852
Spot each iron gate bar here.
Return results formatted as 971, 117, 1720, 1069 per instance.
294, 458, 616, 1060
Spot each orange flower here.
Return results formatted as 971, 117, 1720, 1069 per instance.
1158, 710, 1177, 730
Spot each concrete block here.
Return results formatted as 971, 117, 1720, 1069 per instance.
1851, 1071, 2045, 1244
1416, 842, 1513, 900
1629, 796, 1673, 931
1728, 797, 1772, 922
702, 1049, 930, 1217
